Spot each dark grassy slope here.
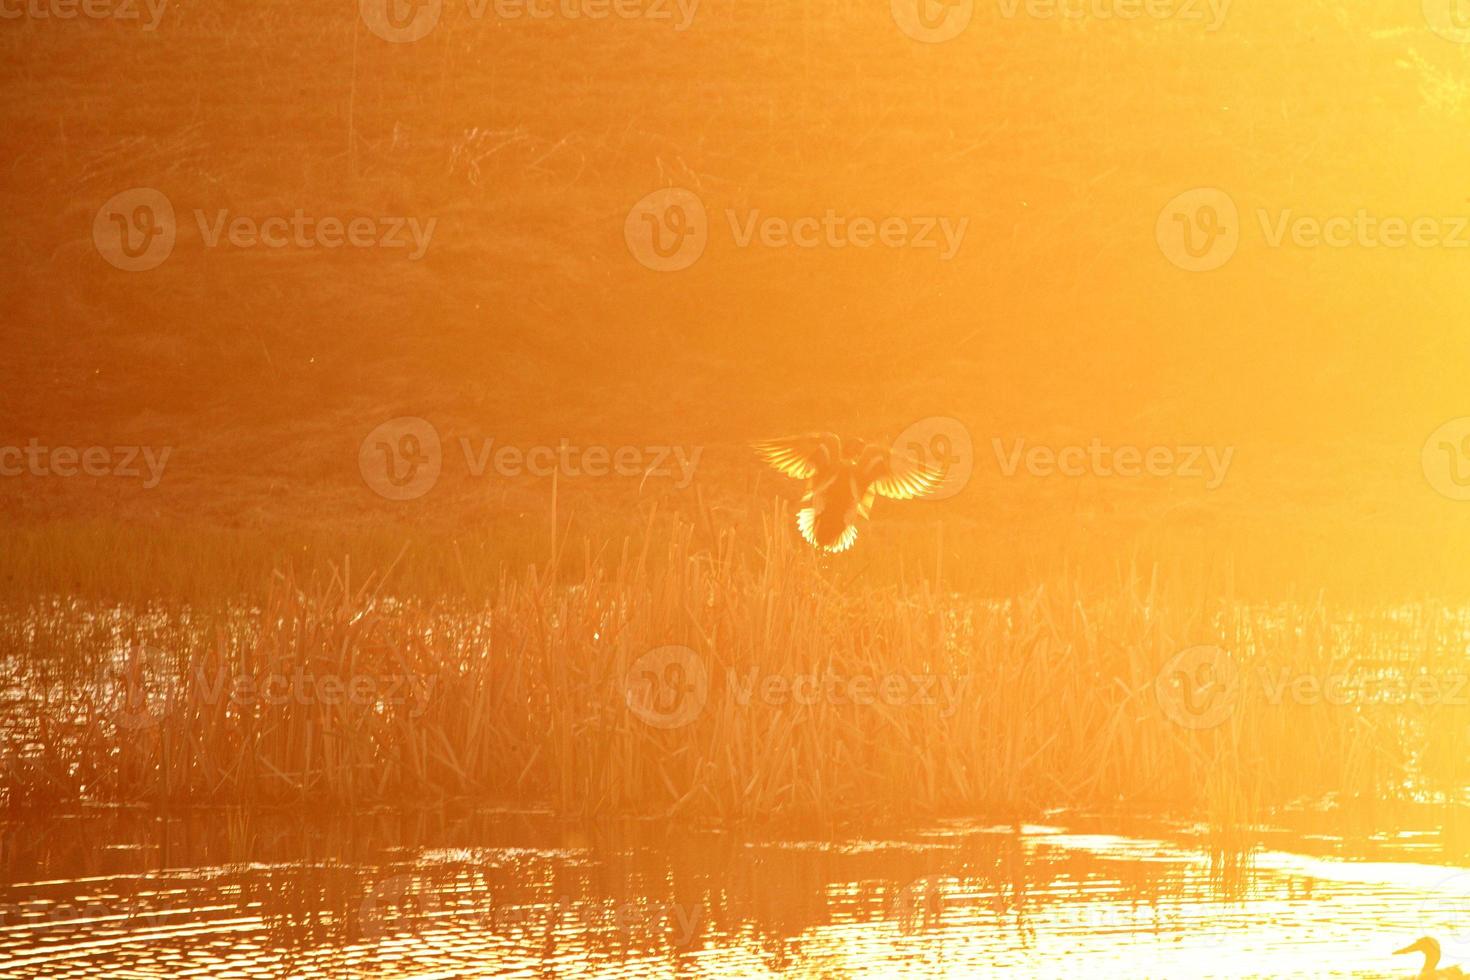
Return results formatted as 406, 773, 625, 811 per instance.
2, 2, 1469, 597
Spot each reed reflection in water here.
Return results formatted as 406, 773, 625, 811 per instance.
0, 809, 1467, 978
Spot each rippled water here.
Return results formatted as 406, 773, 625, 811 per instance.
1, 810, 1468, 978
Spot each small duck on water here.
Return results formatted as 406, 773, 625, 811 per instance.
1395, 937, 1465, 978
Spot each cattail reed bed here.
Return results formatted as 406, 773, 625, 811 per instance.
1, 518, 1466, 821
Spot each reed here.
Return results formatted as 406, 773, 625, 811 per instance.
1, 514, 1464, 824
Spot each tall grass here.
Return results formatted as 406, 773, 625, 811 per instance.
1, 513, 1466, 823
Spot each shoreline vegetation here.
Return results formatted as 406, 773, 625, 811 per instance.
3, 512, 1467, 835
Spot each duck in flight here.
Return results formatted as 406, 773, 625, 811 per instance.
753, 433, 945, 554
1396, 937, 1465, 978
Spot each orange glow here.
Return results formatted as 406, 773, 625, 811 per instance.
3, 1, 1470, 976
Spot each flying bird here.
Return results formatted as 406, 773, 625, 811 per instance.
753, 433, 945, 554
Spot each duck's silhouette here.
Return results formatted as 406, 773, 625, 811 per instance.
1396, 937, 1465, 978
753, 433, 944, 553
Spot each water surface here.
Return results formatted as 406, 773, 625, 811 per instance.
0, 809, 1466, 978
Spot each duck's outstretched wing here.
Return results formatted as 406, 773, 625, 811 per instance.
859, 445, 945, 500
752, 434, 836, 480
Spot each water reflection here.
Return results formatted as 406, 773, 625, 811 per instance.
0, 808, 1465, 978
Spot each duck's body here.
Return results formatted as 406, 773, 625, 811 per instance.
753, 433, 944, 554
1397, 937, 1465, 978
